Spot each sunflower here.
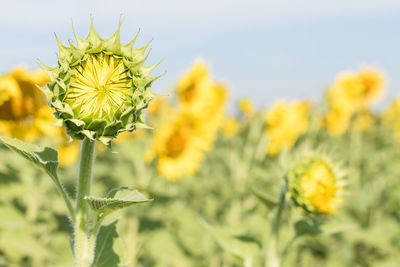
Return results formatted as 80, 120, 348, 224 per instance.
238, 98, 255, 117
288, 154, 345, 214
145, 112, 209, 180
382, 96, 400, 141
0, 67, 53, 141
325, 108, 352, 136
41, 20, 160, 145
176, 60, 211, 112
221, 117, 239, 138
264, 100, 310, 156
325, 68, 384, 135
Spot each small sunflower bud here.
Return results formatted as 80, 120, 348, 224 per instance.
288, 154, 345, 214
40, 18, 161, 145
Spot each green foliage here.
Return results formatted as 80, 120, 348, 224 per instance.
201, 219, 260, 264
92, 221, 124, 267
85, 187, 152, 220
0, 111, 400, 266
0, 136, 58, 182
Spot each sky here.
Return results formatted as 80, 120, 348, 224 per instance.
1, 0, 400, 109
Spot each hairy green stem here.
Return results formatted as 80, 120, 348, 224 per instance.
74, 138, 96, 267
264, 180, 287, 267
53, 175, 76, 223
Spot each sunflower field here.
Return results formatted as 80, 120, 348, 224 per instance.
0, 20, 400, 267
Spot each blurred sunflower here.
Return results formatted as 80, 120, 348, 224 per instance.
288, 155, 345, 214
57, 139, 80, 166
264, 100, 310, 156
221, 117, 239, 138
325, 68, 384, 135
176, 60, 212, 113
238, 98, 255, 117
354, 110, 374, 131
0, 67, 80, 165
176, 60, 227, 119
0, 67, 52, 141
325, 108, 352, 136
177, 62, 227, 148
145, 112, 209, 180
382, 96, 400, 140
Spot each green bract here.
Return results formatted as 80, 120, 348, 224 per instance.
40, 19, 161, 145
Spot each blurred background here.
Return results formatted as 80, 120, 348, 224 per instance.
1, 0, 400, 108
1, 1, 400, 267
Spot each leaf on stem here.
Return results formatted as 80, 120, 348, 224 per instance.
0, 136, 59, 181
91, 220, 128, 267
294, 219, 356, 237
85, 187, 152, 219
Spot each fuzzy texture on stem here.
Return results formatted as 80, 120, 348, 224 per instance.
74, 138, 96, 267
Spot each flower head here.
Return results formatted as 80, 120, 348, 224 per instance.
325, 68, 384, 136
40, 19, 160, 145
0, 67, 55, 141
382, 96, 400, 141
222, 117, 239, 138
288, 154, 345, 214
145, 112, 209, 180
264, 100, 310, 156
238, 98, 255, 117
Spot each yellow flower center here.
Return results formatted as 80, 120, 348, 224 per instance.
165, 124, 191, 158
66, 53, 131, 119
299, 162, 340, 213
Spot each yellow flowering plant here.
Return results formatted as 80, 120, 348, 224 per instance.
260, 151, 346, 267
264, 100, 310, 156
145, 61, 227, 180
0, 19, 159, 267
325, 68, 385, 136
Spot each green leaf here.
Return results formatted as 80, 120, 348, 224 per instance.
0, 136, 75, 219
91, 221, 122, 267
294, 219, 321, 236
85, 187, 152, 219
0, 136, 58, 181
251, 186, 277, 209
200, 219, 260, 262
294, 219, 356, 237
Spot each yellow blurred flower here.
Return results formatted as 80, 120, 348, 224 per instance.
221, 117, 239, 138
145, 112, 209, 180
382, 96, 400, 140
176, 60, 212, 112
289, 155, 345, 214
176, 60, 227, 120
354, 110, 374, 131
177, 62, 227, 149
325, 108, 352, 136
298, 161, 342, 213
358, 68, 385, 106
146, 61, 228, 180
325, 68, 384, 136
327, 68, 384, 111
57, 140, 80, 166
238, 98, 255, 117
264, 100, 310, 156
147, 97, 166, 116
0, 67, 53, 141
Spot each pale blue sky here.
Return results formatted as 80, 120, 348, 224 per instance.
1, 0, 400, 108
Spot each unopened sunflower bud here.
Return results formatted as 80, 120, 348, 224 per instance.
288, 154, 345, 214
40, 18, 161, 145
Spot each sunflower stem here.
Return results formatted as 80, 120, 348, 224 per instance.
264, 179, 287, 267
74, 138, 96, 267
